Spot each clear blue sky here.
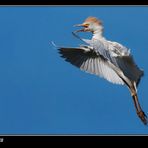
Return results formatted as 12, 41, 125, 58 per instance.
0, 6, 148, 134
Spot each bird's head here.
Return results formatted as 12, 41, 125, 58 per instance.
74, 16, 103, 33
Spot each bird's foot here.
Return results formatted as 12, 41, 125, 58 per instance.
137, 111, 148, 125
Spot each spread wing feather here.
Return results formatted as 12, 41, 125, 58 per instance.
59, 47, 124, 85
76, 37, 144, 86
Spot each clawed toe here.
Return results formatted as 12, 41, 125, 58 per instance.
137, 111, 148, 125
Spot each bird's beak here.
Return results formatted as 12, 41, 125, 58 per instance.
73, 24, 86, 32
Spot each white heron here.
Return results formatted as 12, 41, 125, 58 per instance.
56, 16, 147, 125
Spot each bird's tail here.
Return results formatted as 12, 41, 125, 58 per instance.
131, 90, 147, 125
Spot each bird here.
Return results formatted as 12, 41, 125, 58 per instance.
55, 16, 147, 125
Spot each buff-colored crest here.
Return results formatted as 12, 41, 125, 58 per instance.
84, 16, 102, 25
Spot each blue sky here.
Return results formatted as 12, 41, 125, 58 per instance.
0, 6, 148, 134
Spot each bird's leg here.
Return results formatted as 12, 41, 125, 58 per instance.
132, 95, 147, 125
130, 87, 147, 125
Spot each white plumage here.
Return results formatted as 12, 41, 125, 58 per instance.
55, 16, 147, 125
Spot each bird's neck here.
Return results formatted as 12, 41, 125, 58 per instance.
92, 27, 104, 40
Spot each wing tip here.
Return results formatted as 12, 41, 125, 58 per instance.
136, 69, 144, 87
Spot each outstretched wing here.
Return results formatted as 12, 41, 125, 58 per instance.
58, 47, 124, 85
75, 35, 144, 86
115, 56, 144, 86
107, 41, 144, 86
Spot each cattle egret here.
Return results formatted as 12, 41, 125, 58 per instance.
55, 16, 147, 125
